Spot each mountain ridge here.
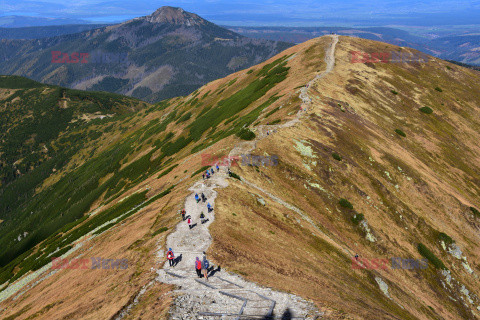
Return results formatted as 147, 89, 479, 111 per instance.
0, 7, 292, 102
0, 35, 479, 319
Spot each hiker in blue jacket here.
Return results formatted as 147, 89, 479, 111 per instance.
207, 202, 212, 212
216, 164, 219, 172
201, 256, 209, 280
195, 193, 200, 203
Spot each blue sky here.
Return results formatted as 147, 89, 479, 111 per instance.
1, 0, 480, 26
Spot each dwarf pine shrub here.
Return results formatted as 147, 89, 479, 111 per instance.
419, 106, 433, 114
339, 198, 353, 209
395, 129, 406, 137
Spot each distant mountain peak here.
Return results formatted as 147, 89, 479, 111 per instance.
144, 6, 206, 26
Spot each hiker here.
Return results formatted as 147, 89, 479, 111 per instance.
210, 168, 214, 175
201, 193, 206, 202
216, 164, 219, 172
195, 257, 202, 278
207, 203, 212, 213
166, 248, 175, 267
200, 212, 205, 224
187, 217, 192, 229
227, 168, 232, 176
181, 209, 186, 221
201, 256, 209, 280
195, 193, 200, 203
202, 173, 205, 180
206, 172, 210, 179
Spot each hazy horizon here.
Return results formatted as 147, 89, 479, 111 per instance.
1, 0, 480, 27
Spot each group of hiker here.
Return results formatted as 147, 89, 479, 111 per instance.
195, 253, 211, 280
194, 192, 207, 203
166, 248, 213, 281
165, 164, 224, 278
202, 165, 220, 179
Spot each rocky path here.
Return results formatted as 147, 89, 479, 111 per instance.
229, 35, 338, 159
156, 170, 319, 319
154, 36, 339, 320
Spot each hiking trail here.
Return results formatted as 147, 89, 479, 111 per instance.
152, 35, 339, 320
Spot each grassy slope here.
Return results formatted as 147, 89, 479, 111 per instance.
1, 36, 480, 319
0, 44, 300, 318
208, 37, 480, 319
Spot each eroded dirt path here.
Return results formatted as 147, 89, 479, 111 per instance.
153, 36, 339, 320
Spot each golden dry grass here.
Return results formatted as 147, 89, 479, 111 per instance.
2, 35, 480, 320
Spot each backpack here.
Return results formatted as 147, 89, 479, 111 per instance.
204, 259, 210, 269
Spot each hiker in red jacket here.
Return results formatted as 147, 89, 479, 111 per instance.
187, 217, 192, 229
166, 248, 174, 267
195, 257, 202, 278
181, 209, 186, 221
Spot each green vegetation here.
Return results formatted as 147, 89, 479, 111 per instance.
224, 115, 239, 125
187, 57, 289, 141
391, 90, 398, 95
201, 90, 211, 99
419, 106, 433, 114
339, 198, 354, 209
265, 106, 280, 118
257, 54, 291, 77
0, 83, 144, 275
434, 86, 443, 92
233, 95, 280, 129
395, 129, 406, 137
0, 75, 44, 89
246, 69, 254, 74
227, 78, 238, 86
417, 243, 447, 269
152, 227, 168, 237
236, 128, 256, 140
332, 152, 342, 161
470, 206, 480, 218
229, 171, 241, 180
176, 112, 192, 123
90, 77, 129, 92
267, 119, 281, 125
0, 52, 292, 287
191, 166, 211, 177
0, 187, 158, 284
351, 213, 364, 225
158, 164, 179, 179
438, 232, 454, 246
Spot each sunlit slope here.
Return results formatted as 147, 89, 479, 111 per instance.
0, 38, 326, 319
1, 35, 479, 319
209, 36, 480, 319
